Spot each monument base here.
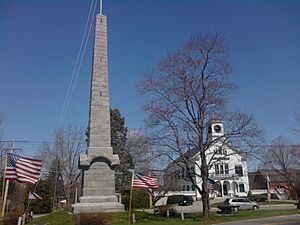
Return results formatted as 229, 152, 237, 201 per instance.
72, 195, 124, 214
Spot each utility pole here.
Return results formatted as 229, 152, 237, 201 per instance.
1, 140, 21, 217
52, 150, 59, 212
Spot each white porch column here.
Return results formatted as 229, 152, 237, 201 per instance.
220, 181, 224, 197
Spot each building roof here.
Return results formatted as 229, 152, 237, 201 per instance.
164, 147, 199, 171
164, 141, 246, 171
249, 169, 300, 189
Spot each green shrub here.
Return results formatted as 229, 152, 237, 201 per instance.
122, 189, 150, 209
247, 190, 252, 198
25, 180, 52, 213
75, 213, 111, 225
249, 193, 268, 202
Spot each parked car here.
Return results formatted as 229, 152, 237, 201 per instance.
178, 196, 194, 206
218, 197, 260, 211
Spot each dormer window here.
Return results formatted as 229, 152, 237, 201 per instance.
215, 147, 227, 155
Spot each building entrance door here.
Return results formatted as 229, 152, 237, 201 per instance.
223, 183, 228, 196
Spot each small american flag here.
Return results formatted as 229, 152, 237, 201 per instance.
132, 172, 159, 189
6, 153, 42, 184
29, 192, 43, 200
206, 178, 220, 191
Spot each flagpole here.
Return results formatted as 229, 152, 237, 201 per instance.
0, 150, 7, 212
26, 178, 41, 213
0, 153, 8, 218
149, 188, 153, 209
128, 170, 134, 225
1, 140, 14, 218
267, 173, 271, 202
1, 180, 9, 217
148, 170, 152, 209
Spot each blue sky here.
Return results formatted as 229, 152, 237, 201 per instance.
1, 0, 300, 156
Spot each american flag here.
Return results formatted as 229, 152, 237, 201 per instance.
132, 172, 159, 189
29, 192, 43, 200
6, 153, 42, 184
206, 178, 220, 191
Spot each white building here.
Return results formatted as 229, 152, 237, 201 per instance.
164, 119, 250, 199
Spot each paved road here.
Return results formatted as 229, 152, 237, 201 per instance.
213, 214, 300, 225
173, 200, 296, 213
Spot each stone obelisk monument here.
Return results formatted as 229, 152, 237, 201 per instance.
73, 1, 124, 213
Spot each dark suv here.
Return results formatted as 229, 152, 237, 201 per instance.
178, 196, 194, 206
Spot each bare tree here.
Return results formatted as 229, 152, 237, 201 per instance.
0, 115, 4, 171
126, 130, 154, 173
262, 136, 300, 199
292, 107, 300, 135
40, 126, 85, 209
138, 32, 262, 220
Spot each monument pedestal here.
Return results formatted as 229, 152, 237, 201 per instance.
72, 158, 124, 214
73, 199, 124, 214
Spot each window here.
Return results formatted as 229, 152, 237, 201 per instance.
215, 164, 229, 175
239, 184, 245, 192
225, 164, 229, 174
190, 167, 195, 177
220, 164, 224, 174
215, 165, 220, 174
187, 185, 190, 191
215, 147, 227, 155
235, 166, 243, 176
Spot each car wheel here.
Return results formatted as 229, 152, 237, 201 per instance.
252, 206, 258, 210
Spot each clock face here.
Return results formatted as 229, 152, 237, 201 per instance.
213, 125, 222, 133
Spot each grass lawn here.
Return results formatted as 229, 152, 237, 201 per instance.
27, 209, 300, 225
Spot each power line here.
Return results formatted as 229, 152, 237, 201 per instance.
57, 0, 97, 128
0, 140, 299, 147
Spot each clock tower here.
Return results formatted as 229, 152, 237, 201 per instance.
207, 118, 224, 141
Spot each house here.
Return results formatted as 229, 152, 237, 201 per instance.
164, 119, 250, 199
248, 169, 300, 200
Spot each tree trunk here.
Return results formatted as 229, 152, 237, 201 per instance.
201, 175, 210, 220
201, 150, 210, 220
65, 180, 71, 208
201, 189, 210, 220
